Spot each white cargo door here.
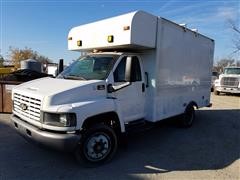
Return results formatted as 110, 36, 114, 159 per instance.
112, 56, 145, 122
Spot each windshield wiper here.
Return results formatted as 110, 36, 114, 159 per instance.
63, 75, 87, 80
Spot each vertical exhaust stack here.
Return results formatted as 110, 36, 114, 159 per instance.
58, 59, 64, 75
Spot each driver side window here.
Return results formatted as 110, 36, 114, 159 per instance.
114, 57, 127, 82
113, 56, 142, 82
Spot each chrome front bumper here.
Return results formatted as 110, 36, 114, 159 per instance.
11, 115, 81, 152
215, 86, 240, 94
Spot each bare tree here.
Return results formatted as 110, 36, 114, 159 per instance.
228, 19, 240, 55
8, 47, 51, 68
36, 55, 51, 64
0, 55, 4, 67
236, 60, 240, 66
213, 58, 235, 73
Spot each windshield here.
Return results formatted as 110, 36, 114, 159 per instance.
224, 68, 240, 75
58, 55, 118, 80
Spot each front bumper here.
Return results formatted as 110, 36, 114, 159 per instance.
215, 86, 240, 94
11, 115, 81, 152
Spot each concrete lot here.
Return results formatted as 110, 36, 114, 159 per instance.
0, 93, 239, 180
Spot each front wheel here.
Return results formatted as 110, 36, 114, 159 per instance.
74, 124, 118, 167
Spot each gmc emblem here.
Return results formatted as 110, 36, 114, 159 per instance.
20, 103, 28, 111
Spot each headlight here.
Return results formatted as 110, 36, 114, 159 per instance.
43, 113, 76, 127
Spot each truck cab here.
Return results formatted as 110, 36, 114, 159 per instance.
56, 52, 146, 129
214, 67, 240, 95
11, 51, 147, 165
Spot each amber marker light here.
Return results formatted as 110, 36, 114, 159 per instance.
123, 26, 130, 30
77, 40, 82, 46
107, 35, 114, 43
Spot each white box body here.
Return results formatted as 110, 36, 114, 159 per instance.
142, 18, 214, 121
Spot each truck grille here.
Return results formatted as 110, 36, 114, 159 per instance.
13, 93, 41, 122
221, 77, 239, 87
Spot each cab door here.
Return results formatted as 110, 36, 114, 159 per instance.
111, 55, 145, 122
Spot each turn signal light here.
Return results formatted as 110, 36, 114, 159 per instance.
107, 35, 114, 43
123, 26, 130, 30
77, 40, 82, 46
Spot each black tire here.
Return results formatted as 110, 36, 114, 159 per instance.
214, 89, 220, 95
181, 105, 195, 128
74, 124, 118, 167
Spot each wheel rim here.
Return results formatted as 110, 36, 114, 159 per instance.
84, 132, 112, 162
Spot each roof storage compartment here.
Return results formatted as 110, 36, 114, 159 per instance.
68, 11, 157, 51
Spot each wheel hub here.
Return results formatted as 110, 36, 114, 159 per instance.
85, 133, 110, 161
93, 141, 106, 153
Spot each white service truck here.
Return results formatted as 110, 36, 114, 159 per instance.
214, 67, 240, 95
11, 11, 214, 166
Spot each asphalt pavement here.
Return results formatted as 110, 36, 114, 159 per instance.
0, 93, 239, 180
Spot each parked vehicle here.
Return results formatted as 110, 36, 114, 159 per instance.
0, 69, 50, 82
11, 11, 214, 166
214, 67, 240, 95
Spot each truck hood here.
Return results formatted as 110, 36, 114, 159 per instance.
13, 77, 107, 108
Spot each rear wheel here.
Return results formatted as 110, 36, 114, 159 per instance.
214, 89, 220, 95
75, 124, 118, 167
181, 105, 195, 128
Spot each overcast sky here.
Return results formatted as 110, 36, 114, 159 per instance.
0, 0, 239, 63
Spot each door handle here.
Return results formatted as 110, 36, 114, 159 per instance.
142, 83, 145, 92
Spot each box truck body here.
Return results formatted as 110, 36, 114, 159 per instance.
11, 11, 214, 165
68, 11, 214, 121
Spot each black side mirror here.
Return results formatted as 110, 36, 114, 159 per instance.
107, 84, 115, 93
57, 59, 64, 75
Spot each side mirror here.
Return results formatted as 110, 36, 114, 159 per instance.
124, 57, 132, 82
57, 59, 64, 75
107, 84, 115, 93
107, 82, 131, 93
